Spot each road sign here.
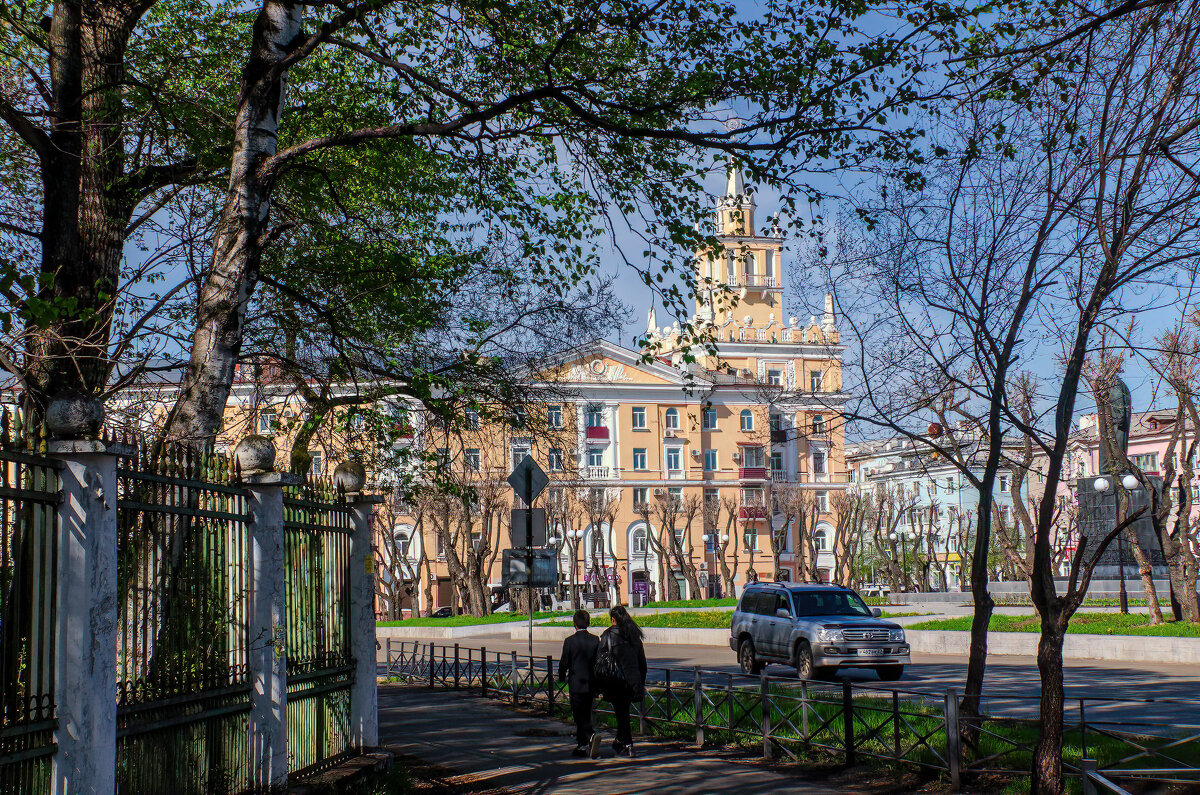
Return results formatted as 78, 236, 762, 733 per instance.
510, 508, 547, 547
502, 548, 558, 588
507, 455, 548, 503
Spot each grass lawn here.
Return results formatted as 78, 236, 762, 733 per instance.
909, 612, 1200, 637
644, 597, 737, 608
377, 611, 572, 627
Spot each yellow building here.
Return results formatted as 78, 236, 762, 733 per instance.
384, 172, 849, 614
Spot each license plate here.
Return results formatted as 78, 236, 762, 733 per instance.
857, 648, 887, 657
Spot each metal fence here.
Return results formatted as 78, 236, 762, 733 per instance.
0, 415, 60, 794
284, 479, 354, 776
114, 440, 254, 794
385, 640, 1200, 790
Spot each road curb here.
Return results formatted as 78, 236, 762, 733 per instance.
510, 625, 1200, 664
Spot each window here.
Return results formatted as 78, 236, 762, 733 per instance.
547, 448, 563, 471
742, 487, 765, 506
547, 405, 562, 427
999, 474, 1010, 491
812, 450, 827, 474
464, 409, 480, 428
587, 448, 604, 467
258, 411, 277, 435
1000, 505, 1011, 525
664, 408, 680, 430
770, 413, 782, 431
740, 410, 754, 431
930, 481, 938, 496
668, 486, 682, 507
812, 415, 825, 435
816, 490, 828, 512
465, 448, 481, 471
810, 370, 824, 392
437, 448, 451, 468
743, 529, 758, 550
633, 448, 648, 471
510, 443, 530, 470
770, 451, 783, 474
704, 449, 718, 471
666, 448, 682, 471
704, 487, 719, 505
767, 369, 782, 386
741, 445, 765, 468
586, 406, 604, 427
631, 406, 647, 429
1131, 452, 1159, 471
705, 532, 715, 553
633, 487, 649, 507
945, 476, 954, 491
703, 408, 718, 430
309, 450, 323, 475
744, 251, 757, 276
513, 406, 528, 427
394, 526, 411, 557
632, 526, 648, 555
815, 527, 828, 551
776, 569, 791, 582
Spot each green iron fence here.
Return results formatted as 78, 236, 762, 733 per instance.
0, 412, 60, 794
284, 478, 354, 776
114, 440, 253, 794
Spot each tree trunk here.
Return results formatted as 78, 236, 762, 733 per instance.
1031, 620, 1067, 795
1123, 528, 1163, 623
165, 1, 302, 445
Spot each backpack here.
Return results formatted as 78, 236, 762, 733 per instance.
594, 633, 627, 694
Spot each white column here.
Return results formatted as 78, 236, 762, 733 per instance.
49, 440, 124, 795
243, 472, 291, 791
347, 494, 384, 748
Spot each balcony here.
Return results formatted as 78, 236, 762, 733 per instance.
585, 426, 610, 441
738, 505, 767, 520
585, 466, 612, 479
770, 429, 788, 444
739, 328, 769, 343
738, 466, 768, 480
743, 274, 777, 289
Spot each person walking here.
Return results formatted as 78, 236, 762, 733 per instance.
597, 604, 647, 758
558, 609, 602, 758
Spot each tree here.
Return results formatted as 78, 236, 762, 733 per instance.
830, 489, 869, 586
827, 4, 1200, 789
2, 0, 982, 444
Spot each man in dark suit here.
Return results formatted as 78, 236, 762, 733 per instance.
558, 609, 601, 758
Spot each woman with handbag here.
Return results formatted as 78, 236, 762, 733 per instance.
595, 604, 647, 758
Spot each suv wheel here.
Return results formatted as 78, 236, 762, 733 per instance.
738, 639, 764, 675
795, 640, 836, 680
877, 665, 904, 682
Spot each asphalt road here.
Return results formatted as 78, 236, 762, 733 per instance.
379, 632, 1200, 727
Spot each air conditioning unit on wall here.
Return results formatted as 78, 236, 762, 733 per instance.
653, 487, 666, 496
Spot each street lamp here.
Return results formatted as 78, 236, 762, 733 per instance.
1094, 474, 1132, 614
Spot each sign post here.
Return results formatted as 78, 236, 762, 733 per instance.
507, 455, 549, 660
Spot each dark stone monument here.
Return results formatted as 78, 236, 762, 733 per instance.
1077, 476, 1167, 578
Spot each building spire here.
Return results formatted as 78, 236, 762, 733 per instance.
646, 306, 658, 337
725, 159, 744, 199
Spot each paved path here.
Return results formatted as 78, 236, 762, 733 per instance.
379, 685, 887, 794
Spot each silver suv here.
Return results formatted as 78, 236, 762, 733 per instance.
729, 582, 910, 681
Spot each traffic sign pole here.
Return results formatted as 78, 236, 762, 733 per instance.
526, 476, 534, 660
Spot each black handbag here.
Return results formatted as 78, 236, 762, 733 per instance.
594, 635, 627, 694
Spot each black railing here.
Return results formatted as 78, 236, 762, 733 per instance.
0, 414, 61, 794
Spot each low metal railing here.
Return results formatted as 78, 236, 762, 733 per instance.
384, 640, 1200, 789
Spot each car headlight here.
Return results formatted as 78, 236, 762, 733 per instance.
889, 628, 906, 643
816, 627, 843, 643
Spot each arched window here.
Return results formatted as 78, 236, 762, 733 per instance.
740, 409, 754, 431
664, 408, 680, 430
393, 524, 413, 557
814, 527, 828, 552
631, 525, 648, 555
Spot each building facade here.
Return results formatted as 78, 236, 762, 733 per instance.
383, 175, 851, 614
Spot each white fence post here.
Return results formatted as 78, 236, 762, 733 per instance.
243, 470, 293, 791
49, 436, 127, 794
339, 463, 383, 750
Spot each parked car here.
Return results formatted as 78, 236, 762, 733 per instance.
430, 606, 455, 618
860, 583, 891, 599
729, 582, 910, 681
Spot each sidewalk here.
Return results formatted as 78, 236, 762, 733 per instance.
378, 684, 889, 794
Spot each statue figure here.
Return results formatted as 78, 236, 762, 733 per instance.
1099, 375, 1132, 475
